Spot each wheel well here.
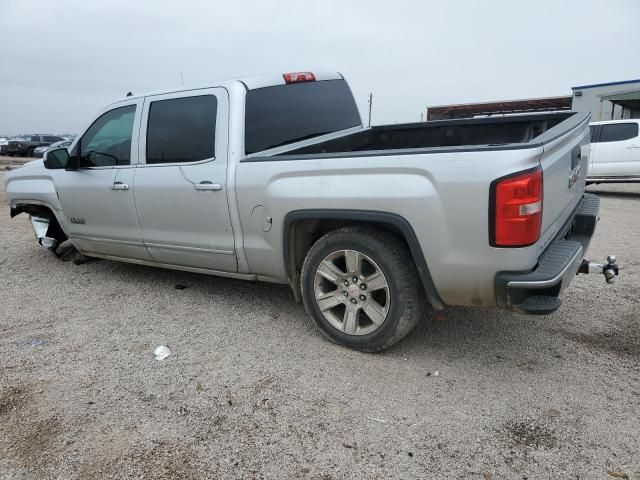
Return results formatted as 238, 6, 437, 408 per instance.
11, 204, 68, 244
283, 210, 444, 309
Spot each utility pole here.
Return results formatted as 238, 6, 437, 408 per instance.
367, 93, 373, 127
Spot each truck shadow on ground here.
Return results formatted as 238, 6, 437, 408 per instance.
77, 254, 561, 363
587, 188, 640, 199
50, 244, 634, 366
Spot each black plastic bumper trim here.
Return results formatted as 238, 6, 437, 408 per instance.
495, 193, 600, 311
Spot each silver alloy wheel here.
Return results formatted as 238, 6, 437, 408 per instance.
313, 249, 390, 336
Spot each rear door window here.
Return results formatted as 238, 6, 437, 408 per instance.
146, 95, 217, 164
244, 79, 361, 154
596, 123, 638, 143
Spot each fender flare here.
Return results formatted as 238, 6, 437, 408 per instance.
283, 209, 444, 310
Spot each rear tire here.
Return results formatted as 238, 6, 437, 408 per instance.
301, 226, 424, 352
26, 148, 35, 157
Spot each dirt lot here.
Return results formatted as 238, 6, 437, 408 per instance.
1, 170, 639, 479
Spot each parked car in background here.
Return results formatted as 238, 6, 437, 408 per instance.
6, 135, 65, 157
2, 137, 27, 156
33, 140, 73, 158
0, 137, 8, 155
587, 119, 640, 184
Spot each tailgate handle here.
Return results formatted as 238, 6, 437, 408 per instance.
111, 182, 129, 191
194, 181, 222, 191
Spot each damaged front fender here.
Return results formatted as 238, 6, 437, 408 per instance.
30, 215, 59, 250
10, 204, 68, 251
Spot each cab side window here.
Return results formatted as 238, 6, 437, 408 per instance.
79, 105, 136, 167
146, 95, 217, 164
595, 123, 639, 143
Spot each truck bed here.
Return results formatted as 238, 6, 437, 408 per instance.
238, 110, 590, 308
276, 112, 573, 156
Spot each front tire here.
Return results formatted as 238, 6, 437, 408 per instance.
301, 226, 424, 352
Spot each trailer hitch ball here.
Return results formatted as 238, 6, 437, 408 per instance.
578, 255, 619, 284
604, 269, 616, 283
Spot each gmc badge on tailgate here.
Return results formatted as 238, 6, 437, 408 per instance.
569, 165, 581, 188
569, 145, 583, 188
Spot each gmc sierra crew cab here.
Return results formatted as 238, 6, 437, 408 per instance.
4, 71, 619, 351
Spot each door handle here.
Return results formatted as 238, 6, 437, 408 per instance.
194, 181, 222, 191
112, 182, 129, 190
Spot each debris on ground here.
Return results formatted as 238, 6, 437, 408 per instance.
366, 416, 387, 423
153, 346, 171, 361
607, 471, 640, 480
174, 284, 188, 290
607, 471, 629, 479
26, 339, 46, 347
72, 255, 98, 265
55, 243, 78, 261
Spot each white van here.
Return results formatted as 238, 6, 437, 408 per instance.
587, 119, 640, 183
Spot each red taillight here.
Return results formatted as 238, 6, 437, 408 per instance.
283, 72, 315, 84
490, 167, 543, 247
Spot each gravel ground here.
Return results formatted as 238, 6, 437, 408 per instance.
1, 174, 639, 479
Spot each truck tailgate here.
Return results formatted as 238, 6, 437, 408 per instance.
537, 113, 591, 251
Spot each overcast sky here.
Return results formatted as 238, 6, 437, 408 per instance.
0, 0, 638, 135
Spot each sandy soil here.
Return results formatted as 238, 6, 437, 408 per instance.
1, 174, 639, 479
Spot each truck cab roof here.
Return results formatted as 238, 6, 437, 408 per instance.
111, 70, 344, 105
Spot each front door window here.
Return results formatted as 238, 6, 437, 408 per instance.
79, 105, 136, 167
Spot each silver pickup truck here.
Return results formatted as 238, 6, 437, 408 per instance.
5, 71, 618, 351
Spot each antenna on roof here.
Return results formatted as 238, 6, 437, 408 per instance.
180, 70, 184, 87
126, 92, 133, 97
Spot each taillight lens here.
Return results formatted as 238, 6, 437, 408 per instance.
283, 72, 315, 84
490, 167, 543, 247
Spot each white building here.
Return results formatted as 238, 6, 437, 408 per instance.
571, 79, 640, 121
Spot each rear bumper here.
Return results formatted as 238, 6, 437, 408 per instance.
495, 193, 599, 314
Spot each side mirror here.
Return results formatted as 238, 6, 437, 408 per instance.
43, 148, 71, 169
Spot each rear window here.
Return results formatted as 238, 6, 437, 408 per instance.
244, 79, 361, 154
595, 123, 638, 143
